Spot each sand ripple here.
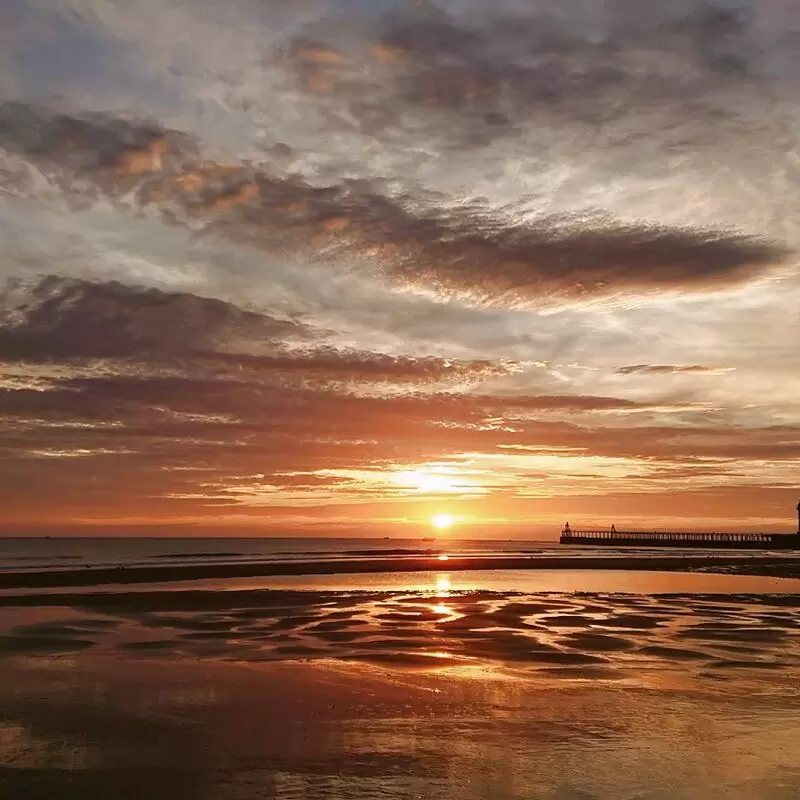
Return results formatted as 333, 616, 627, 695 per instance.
0, 590, 798, 681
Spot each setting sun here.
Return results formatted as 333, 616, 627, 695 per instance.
431, 513, 454, 530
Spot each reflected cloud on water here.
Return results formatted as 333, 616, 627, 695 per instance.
1, 656, 799, 800
1, 584, 800, 798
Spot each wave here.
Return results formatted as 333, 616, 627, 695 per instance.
340, 548, 439, 557
146, 547, 444, 560
149, 552, 247, 559
4, 555, 81, 561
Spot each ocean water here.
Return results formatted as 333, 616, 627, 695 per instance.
0, 536, 794, 573
0, 536, 550, 571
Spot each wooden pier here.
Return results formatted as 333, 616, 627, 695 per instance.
560, 524, 800, 550
561, 501, 800, 549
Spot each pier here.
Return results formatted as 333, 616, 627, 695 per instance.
560, 503, 800, 549
560, 527, 799, 549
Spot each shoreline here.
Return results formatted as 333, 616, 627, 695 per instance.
1, 552, 800, 590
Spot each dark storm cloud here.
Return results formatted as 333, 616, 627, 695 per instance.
0, 104, 786, 306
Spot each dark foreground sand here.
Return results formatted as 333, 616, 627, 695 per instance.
1, 579, 800, 799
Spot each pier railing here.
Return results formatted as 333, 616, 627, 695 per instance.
559, 528, 799, 548
561, 529, 776, 543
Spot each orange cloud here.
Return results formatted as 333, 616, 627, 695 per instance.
370, 43, 406, 65
115, 137, 169, 175
303, 71, 338, 94
171, 171, 207, 192
320, 216, 352, 234
295, 46, 347, 66
207, 182, 259, 212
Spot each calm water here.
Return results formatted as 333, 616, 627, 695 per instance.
1, 657, 799, 800
1, 537, 795, 572
149, 568, 800, 594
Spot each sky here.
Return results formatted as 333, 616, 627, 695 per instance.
0, 0, 798, 537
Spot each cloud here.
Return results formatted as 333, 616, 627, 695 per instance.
281, 2, 761, 136
0, 104, 787, 308
0, 1, 799, 528
1, 349, 797, 524
374, 214, 784, 304
615, 365, 734, 375
2, 368, 797, 522
472, 394, 673, 413
0, 274, 308, 361
0, 276, 511, 388
4, 1, 800, 240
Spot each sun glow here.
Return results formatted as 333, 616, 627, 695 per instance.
392, 468, 480, 495
431, 513, 454, 530
396, 470, 457, 493
435, 575, 452, 596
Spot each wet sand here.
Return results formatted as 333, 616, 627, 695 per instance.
6, 566, 800, 598
1, 569, 799, 798
1, 616, 800, 799
1, 583, 799, 680
114, 567, 800, 594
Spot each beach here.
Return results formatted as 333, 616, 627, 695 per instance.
3, 654, 800, 800
1, 542, 800, 799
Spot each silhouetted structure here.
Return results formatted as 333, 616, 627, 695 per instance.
560, 502, 800, 549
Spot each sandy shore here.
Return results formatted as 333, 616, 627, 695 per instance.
2, 652, 800, 800
1, 575, 799, 799
2, 552, 800, 590
1, 585, 799, 682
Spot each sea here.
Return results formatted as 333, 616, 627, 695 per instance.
0, 536, 795, 573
